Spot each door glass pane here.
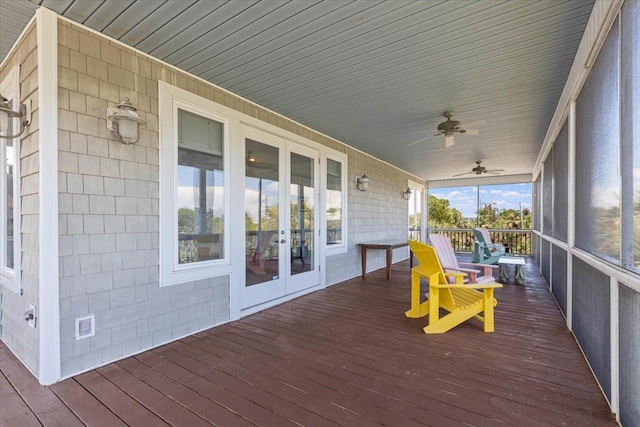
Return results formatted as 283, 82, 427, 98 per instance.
290, 153, 314, 276
4, 121, 14, 269
177, 109, 224, 264
245, 139, 280, 286
408, 189, 422, 241
326, 158, 342, 245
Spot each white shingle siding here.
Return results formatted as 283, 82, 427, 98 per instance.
56, 21, 234, 378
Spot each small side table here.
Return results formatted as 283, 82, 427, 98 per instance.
497, 256, 526, 285
358, 240, 409, 280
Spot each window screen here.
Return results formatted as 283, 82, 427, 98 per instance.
575, 19, 620, 264
621, 0, 640, 273
543, 150, 553, 235
533, 176, 541, 231
553, 122, 568, 242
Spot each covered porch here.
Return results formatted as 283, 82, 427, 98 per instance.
2, 258, 616, 426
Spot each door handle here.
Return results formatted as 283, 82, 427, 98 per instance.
280, 239, 286, 244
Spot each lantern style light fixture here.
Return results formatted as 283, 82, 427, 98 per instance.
106, 98, 147, 144
402, 187, 413, 200
355, 173, 369, 192
0, 94, 31, 139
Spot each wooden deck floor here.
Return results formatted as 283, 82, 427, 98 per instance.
1, 257, 618, 426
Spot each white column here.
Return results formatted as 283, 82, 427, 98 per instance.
37, 7, 60, 385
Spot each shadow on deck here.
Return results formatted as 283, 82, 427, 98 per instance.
1, 257, 618, 426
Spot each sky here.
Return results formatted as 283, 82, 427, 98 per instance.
429, 183, 532, 219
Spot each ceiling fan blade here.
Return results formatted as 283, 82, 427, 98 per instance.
485, 169, 505, 174
452, 171, 474, 177
445, 134, 454, 147
407, 136, 430, 146
464, 129, 479, 136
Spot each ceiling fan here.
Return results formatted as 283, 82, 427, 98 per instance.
453, 161, 504, 177
408, 111, 483, 148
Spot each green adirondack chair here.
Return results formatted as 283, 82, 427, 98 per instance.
472, 227, 505, 264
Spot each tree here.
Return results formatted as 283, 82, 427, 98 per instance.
428, 195, 467, 228
178, 208, 195, 232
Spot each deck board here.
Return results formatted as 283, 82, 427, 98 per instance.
0, 257, 618, 426
0, 344, 83, 426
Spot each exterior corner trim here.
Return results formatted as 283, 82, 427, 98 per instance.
37, 6, 60, 385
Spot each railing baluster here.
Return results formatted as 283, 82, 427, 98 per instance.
428, 228, 532, 255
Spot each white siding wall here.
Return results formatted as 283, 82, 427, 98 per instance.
0, 22, 40, 375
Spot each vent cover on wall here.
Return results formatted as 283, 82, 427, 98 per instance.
75, 315, 95, 340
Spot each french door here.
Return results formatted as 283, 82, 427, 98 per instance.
242, 126, 319, 309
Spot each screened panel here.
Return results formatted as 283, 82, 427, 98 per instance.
619, 283, 640, 427
542, 150, 553, 235
575, 20, 620, 263
621, 0, 640, 273
572, 256, 611, 401
532, 234, 540, 266
541, 239, 550, 286
552, 122, 568, 242
551, 246, 567, 315
533, 175, 541, 231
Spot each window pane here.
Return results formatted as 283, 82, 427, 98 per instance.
575, 20, 620, 263
245, 139, 279, 286
290, 153, 314, 275
326, 158, 342, 245
4, 135, 14, 269
412, 190, 422, 241
177, 109, 224, 264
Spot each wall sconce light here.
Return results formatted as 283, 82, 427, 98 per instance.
0, 94, 31, 139
355, 174, 369, 192
402, 187, 412, 200
106, 98, 146, 144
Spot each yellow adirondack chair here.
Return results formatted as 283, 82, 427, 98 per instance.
406, 240, 502, 334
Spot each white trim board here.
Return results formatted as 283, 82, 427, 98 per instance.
37, 7, 60, 386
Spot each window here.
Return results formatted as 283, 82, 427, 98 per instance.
160, 83, 230, 286
408, 180, 423, 241
0, 66, 20, 293
324, 153, 347, 254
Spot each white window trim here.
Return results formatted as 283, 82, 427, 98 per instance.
0, 65, 21, 293
159, 83, 232, 286
323, 151, 348, 256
